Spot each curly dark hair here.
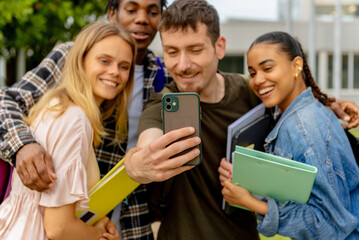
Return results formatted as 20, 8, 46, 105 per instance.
105, 0, 167, 13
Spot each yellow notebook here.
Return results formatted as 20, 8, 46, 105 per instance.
76, 159, 140, 225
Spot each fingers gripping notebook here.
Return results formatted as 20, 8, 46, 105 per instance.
231, 146, 317, 206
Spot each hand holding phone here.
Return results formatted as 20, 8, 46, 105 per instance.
162, 93, 202, 165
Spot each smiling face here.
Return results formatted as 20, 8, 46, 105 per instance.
161, 22, 225, 98
109, 0, 161, 52
84, 35, 133, 106
247, 43, 306, 112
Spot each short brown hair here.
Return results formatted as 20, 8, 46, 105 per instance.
158, 0, 220, 45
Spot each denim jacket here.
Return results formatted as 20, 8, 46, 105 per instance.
258, 88, 359, 240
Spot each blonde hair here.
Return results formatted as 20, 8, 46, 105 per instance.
25, 21, 136, 147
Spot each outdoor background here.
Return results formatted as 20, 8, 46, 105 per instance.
1, 1, 358, 239
2, 0, 359, 105
0, 0, 106, 86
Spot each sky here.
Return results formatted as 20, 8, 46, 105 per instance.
166, 0, 279, 22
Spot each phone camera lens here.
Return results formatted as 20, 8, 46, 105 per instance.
166, 104, 172, 111
165, 97, 171, 103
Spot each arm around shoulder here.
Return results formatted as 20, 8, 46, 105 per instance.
329, 99, 359, 129
0, 43, 73, 190
0, 41, 72, 188
0, 42, 73, 163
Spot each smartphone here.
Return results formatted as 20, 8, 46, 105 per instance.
162, 92, 202, 165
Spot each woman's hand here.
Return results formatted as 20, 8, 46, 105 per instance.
93, 217, 110, 239
222, 180, 268, 215
222, 180, 251, 206
98, 219, 120, 240
218, 158, 232, 186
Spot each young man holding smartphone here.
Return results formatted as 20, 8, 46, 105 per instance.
124, 0, 359, 239
126, 1, 264, 238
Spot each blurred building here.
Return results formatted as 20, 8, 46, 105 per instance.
150, 0, 359, 104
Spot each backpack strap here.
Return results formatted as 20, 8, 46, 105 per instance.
153, 57, 165, 93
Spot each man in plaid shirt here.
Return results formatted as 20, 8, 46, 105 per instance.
0, 0, 171, 239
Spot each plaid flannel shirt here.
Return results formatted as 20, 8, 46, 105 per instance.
0, 41, 172, 240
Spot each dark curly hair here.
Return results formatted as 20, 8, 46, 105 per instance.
105, 0, 167, 13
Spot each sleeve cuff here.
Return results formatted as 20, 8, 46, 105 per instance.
6, 139, 38, 167
257, 197, 280, 237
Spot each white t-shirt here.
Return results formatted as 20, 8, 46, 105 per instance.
126, 65, 145, 151
112, 65, 145, 232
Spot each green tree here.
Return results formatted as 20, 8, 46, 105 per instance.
0, 0, 106, 85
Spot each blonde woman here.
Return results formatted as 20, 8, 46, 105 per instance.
0, 21, 136, 240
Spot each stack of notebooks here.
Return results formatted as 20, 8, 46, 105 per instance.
226, 103, 271, 162
76, 159, 140, 225
224, 103, 317, 210
223, 103, 271, 210
231, 146, 317, 206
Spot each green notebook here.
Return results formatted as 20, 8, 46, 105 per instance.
231, 146, 317, 206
